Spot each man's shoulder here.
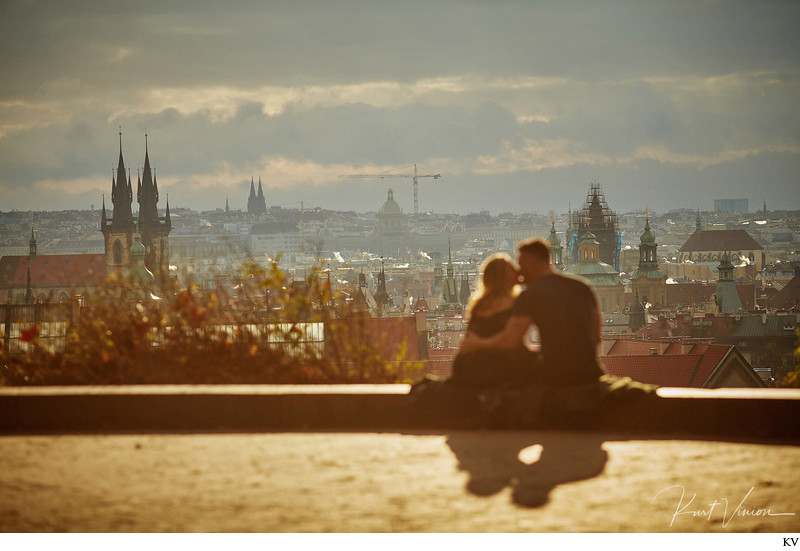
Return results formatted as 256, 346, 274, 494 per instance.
524, 272, 596, 306
534, 271, 590, 290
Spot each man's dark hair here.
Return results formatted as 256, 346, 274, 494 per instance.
518, 238, 550, 263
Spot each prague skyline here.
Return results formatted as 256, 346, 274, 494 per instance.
1, 1, 798, 215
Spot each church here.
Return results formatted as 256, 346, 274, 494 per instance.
101, 132, 172, 282
0, 133, 172, 304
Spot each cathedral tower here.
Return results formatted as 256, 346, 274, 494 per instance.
101, 131, 135, 276
101, 132, 171, 283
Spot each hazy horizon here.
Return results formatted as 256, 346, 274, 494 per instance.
1, 1, 798, 216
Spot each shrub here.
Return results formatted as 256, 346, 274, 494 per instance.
0, 257, 423, 386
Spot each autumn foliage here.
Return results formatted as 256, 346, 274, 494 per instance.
0, 258, 422, 386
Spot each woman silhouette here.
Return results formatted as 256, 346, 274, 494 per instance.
450, 253, 536, 389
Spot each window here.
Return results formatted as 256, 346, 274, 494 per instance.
113, 239, 123, 264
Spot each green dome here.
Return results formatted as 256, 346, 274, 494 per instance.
130, 234, 146, 256
640, 219, 656, 245
580, 230, 599, 245
547, 223, 561, 247
126, 228, 154, 292
564, 259, 621, 287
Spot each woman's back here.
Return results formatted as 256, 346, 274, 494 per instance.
467, 307, 513, 338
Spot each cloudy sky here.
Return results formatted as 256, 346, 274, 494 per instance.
1, 0, 798, 216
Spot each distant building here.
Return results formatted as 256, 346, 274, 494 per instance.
714, 198, 748, 214
630, 211, 666, 307
439, 239, 462, 311
677, 216, 763, 266
634, 312, 799, 382
569, 183, 621, 270
769, 267, 800, 310
714, 253, 744, 314
0, 227, 105, 304
100, 133, 172, 282
249, 221, 303, 257
375, 188, 407, 257
602, 338, 764, 388
564, 229, 624, 314
247, 177, 267, 215
546, 213, 563, 268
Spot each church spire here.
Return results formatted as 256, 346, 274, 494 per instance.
139, 133, 158, 226
24, 265, 34, 304
547, 210, 562, 267
247, 177, 257, 215
29, 224, 37, 261
256, 177, 267, 213
447, 236, 454, 279
111, 129, 133, 226
695, 210, 702, 233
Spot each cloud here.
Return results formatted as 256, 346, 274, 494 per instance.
1, 1, 799, 214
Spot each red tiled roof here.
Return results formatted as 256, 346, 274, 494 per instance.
691, 345, 729, 385
606, 340, 663, 356
634, 318, 677, 339
665, 282, 754, 310
602, 340, 734, 387
0, 254, 106, 288
771, 276, 800, 310
603, 355, 704, 387
678, 229, 762, 252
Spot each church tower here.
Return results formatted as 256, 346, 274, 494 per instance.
546, 211, 563, 268
630, 209, 666, 307
247, 177, 257, 214
715, 253, 743, 314
28, 225, 37, 261
572, 183, 621, 270
440, 238, 460, 308
101, 131, 135, 276
247, 177, 267, 215
256, 177, 267, 214
101, 132, 171, 283
137, 134, 172, 281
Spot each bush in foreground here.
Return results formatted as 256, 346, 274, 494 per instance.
0, 259, 422, 385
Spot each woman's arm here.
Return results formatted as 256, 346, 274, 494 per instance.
459, 314, 531, 353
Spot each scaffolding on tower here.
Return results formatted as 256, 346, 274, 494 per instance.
571, 182, 621, 271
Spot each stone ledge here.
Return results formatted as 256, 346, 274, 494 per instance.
1, 385, 799, 438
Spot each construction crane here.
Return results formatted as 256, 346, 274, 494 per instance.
338, 164, 441, 233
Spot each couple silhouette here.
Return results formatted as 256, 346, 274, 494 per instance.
410, 237, 656, 428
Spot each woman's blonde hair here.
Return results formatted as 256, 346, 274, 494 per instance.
466, 252, 519, 316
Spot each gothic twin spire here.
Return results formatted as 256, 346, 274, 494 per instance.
105, 132, 169, 230
247, 176, 267, 214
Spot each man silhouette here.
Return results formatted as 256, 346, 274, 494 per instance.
460, 238, 604, 386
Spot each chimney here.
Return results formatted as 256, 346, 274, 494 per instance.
762, 313, 767, 325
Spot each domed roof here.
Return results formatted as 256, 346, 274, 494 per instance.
579, 230, 599, 245
126, 227, 154, 290
546, 216, 561, 247
379, 188, 402, 216
130, 228, 146, 257
640, 217, 656, 245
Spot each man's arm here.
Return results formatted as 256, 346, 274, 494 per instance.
459, 315, 531, 354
